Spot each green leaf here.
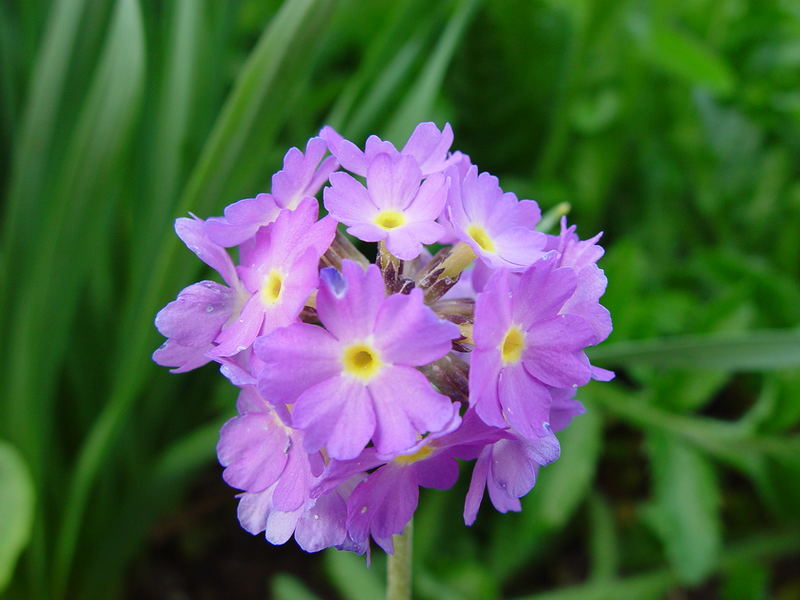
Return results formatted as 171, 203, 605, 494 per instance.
644, 24, 735, 95
0, 441, 35, 592
324, 549, 384, 600
384, 0, 480, 142
721, 559, 769, 600
589, 329, 800, 371
588, 494, 618, 582
272, 574, 322, 600
644, 432, 721, 585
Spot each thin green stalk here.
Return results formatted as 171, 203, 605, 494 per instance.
387, 521, 413, 600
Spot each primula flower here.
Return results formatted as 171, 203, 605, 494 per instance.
152, 216, 247, 372
446, 165, 546, 270
321, 121, 459, 177
254, 260, 460, 460
206, 136, 337, 247
464, 428, 560, 525
470, 256, 602, 438
323, 153, 448, 260
154, 123, 615, 559
210, 198, 336, 357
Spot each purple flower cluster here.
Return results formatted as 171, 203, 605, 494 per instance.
153, 123, 612, 555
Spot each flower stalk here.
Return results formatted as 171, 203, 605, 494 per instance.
387, 520, 413, 600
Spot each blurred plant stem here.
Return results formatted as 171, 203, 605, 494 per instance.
387, 520, 413, 600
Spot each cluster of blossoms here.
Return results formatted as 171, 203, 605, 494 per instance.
153, 123, 613, 555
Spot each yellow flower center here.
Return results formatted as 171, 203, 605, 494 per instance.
374, 210, 406, 230
260, 270, 284, 305
394, 445, 434, 465
501, 325, 525, 364
466, 224, 496, 253
342, 343, 383, 381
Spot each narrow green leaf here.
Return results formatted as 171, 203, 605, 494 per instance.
384, 0, 480, 142
644, 432, 721, 585
589, 329, 800, 371
588, 494, 618, 582
644, 24, 735, 95
0, 441, 35, 593
43, 0, 146, 594
1, 0, 88, 301
324, 549, 384, 600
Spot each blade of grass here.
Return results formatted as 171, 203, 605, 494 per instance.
54, 1, 334, 594
589, 329, 800, 370
384, 0, 481, 142
1, 0, 88, 317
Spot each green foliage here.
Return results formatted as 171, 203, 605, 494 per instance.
0, 441, 35, 593
1, 0, 799, 598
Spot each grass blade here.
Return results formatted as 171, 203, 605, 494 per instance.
589, 329, 800, 370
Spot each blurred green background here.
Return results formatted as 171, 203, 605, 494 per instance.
1, 0, 799, 598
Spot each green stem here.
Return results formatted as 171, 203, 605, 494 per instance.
387, 520, 413, 600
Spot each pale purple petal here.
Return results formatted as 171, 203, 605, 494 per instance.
384, 227, 424, 260
205, 194, 280, 247
209, 294, 265, 357
403, 173, 448, 222
217, 413, 289, 492
237, 487, 275, 535
152, 339, 211, 373
469, 348, 505, 428
522, 315, 594, 387
155, 281, 234, 347
294, 491, 347, 552
369, 366, 456, 456
265, 508, 302, 545
464, 447, 491, 525
401, 122, 455, 175
498, 364, 551, 439
366, 153, 420, 211
347, 465, 418, 552
316, 261, 384, 341
320, 125, 369, 175
492, 227, 547, 268
323, 172, 379, 225
273, 440, 312, 512
413, 453, 459, 490
373, 288, 459, 365
473, 269, 513, 349
512, 259, 578, 330
292, 376, 376, 460
255, 323, 341, 403
175, 216, 238, 287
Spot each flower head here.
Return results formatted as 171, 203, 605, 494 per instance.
153, 123, 614, 557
